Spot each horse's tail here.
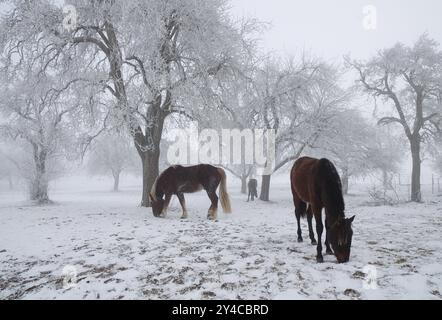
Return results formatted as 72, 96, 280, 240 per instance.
217, 168, 232, 213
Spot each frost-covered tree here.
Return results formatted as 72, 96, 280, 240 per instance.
315, 109, 374, 194
366, 127, 403, 190
315, 109, 403, 194
434, 155, 442, 176
0, 74, 101, 202
0, 10, 106, 203
87, 133, 139, 192
0, 0, 257, 206
0, 145, 19, 190
348, 34, 442, 202
204, 69, 259, 194
250, 58, 349, 201
430, 135, 442, 176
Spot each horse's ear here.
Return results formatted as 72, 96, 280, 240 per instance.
348, 215, 355, 223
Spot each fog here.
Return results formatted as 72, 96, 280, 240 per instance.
0, 0, 441, 300
231, 0, 442, 60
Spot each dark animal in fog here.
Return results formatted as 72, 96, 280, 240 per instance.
149, 164, 232, 220
247, 179, 258, 201
290, 157, 355, 263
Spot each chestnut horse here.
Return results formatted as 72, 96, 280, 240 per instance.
290, 157, 355, 263
149, 164, 232, 220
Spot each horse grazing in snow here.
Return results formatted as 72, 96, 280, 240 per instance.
149, 164, 232, 220
290, 157, 355, 263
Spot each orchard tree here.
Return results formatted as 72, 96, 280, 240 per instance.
316, 109, 403, 194
88, 132, 138, 191
207, 69, 259, 194
0, 0, 257, 206
316, 109, 374, 194
251, 58, 349, 201
348, 34, 442, 202
0, 145, 19, 190
66, 0, 256, 206
430, 134, 442, 176
366, 127, 403, 190
0, 11, 106, 202
0, 71, 102, 202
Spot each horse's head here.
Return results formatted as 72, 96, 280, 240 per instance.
149, 193, 164, 217
329, 215, 355, 263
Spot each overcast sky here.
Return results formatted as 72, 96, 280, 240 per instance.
2, 0, 441, 62
230, 0, 442, 182
230, 0, 442, 62
1, 1, 440, 182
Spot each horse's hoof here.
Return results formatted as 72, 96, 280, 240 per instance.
297, 238, 303, 243
311, 240, 317, 245
181, 216, 187, 220
316, 256, 324, 263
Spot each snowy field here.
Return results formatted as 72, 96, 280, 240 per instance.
0, 174, 441, 300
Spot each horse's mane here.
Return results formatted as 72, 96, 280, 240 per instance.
150, 177, 159, 201
318, 158, 345, 217
151, 166, 183, 200
150, 170, 166, 201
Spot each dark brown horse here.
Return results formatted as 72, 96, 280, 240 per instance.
290, 157, 355, 263
247, 179, 258, 202
149, 164, 232, 220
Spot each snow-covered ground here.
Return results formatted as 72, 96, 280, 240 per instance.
0, 174, 441, 300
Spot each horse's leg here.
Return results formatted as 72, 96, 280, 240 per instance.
206, 189, 219, 220
307, 206, 317, 245
292, 181, 305, 243
324, 218, 333, 255
312, 205, 324, 263
177, 192, 188, 219
247, 189, 250, 202
294, 198, 306, 243
160, 193, 172, 218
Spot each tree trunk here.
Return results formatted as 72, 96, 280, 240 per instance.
30, 145, 49, 204
241, 175, 247, 194
135, 100, 166, 207
382, 170, 393, 190
113, 171, 120, 192
259, 174, 271, 201
140, 148, 160, 207
410, 137, 421, 202
341, 167, 349, 195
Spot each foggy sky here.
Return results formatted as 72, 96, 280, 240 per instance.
1, 1, 440, 184
230, 0, 442, 62
230, 0, 442, 184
